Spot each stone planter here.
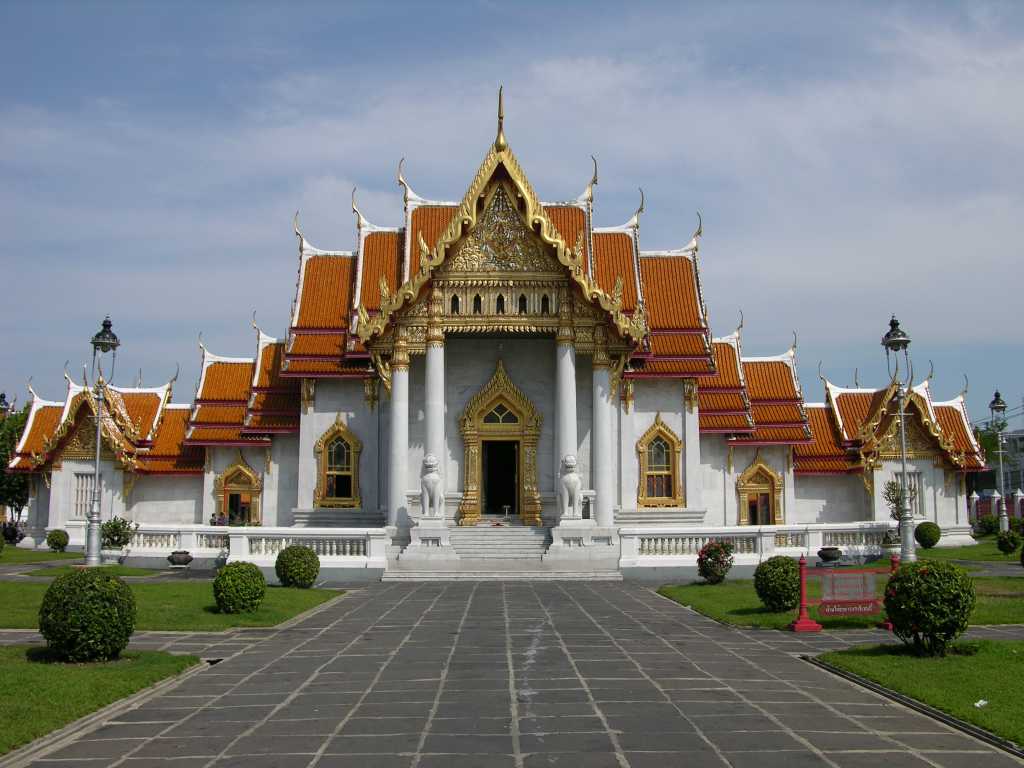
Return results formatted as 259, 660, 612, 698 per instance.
816, 546, 842, 563
100, 549, 125, 565
167, 550, 194, 567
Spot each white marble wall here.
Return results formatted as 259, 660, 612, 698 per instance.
619, 379, 685, 512
130, 474, 203, 524
698, 439, 794, 526
793, 474, 868, 523
47, 457, 126, 530
870, 458, 964, 527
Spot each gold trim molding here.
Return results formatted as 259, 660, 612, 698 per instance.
313, 415, 363, 508
636, 413, 684, 508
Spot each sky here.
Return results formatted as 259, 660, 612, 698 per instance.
1, 1, 1021, 429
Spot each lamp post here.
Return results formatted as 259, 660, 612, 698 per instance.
86, 316, 119, 567
0, 392, 9, 422
989, 390, 1008, 533
881, 314, 915, 563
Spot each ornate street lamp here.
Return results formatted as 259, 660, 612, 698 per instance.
989, 390, 1008, 532
882, 314, 915, 563
86, 316, 119, 567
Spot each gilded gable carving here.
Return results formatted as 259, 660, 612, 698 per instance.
878, 417, 940, 460
443, 186, 562, 274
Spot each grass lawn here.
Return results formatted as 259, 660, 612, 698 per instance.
821, 640, 1024, 746
23, 564, 159, 578
919, 535, 1022, 563
0, 644, 198, 756
0, 548, 81, 565
0, 581, 340, 631
658, 574, 1024, 630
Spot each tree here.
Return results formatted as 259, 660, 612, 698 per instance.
0, 406, 30, 517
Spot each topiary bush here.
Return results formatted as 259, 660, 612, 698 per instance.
696, 540, 734, 584
38, 569, 136, 661
213, 561, 266, 613
975, 513, 999, 536
996, 530, 1021, 555
884, 561, 975, 657
46, 529, 69, 552
275, 545, 320, 589
2, 520, 23, 545
914, 522, 941, 549
754, 556, 800, 611
101, 516, 139, 549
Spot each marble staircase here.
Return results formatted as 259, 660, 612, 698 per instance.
447, 525, 551, 560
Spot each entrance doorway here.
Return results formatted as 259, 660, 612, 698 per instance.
482, 440, 518, 517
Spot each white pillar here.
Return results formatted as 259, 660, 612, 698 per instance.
556, 342, 577, 471
592, 361, 613, 527
388, 361, 409, 528
683, 380, 702, 510
425, 341, 445, 489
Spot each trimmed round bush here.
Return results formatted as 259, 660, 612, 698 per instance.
754, 556, 800, 612
884, 561, 975, 657
275, 545, 320, 589
46, 529, 69, 552
996, 530, 1021, 555
38, 569, 136, 661
697, 540, 734, 584
914, 522, 941, 549
213, 561, 266, 613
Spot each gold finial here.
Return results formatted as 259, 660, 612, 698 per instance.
494, 86, 507, 152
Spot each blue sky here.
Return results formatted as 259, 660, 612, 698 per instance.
1, 1, 1021, 428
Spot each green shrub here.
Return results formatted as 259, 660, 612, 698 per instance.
274, 545, 320, 589
997, 530, 1021, 555
0, 536, 4, 555
46, 529, 69, 552
754, 556, 800, 611
884, 561, 975, 657
696, 541, 734, 584
976, 514, 999, 536
38, 570, 136, 661
101, 516, 139, 549
914, 522, 941, 549
1010, 517, 1022, 534
213, 561, 266, 613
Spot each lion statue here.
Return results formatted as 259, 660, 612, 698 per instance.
559, 454, 582, 520
420, 453, 444, 519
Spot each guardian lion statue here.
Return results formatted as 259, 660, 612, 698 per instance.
559, 454, 583, 520
420, 454, 444, 519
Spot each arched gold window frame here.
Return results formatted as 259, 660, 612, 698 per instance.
214, 451, 263, 525
314, 416, 362, 508
636, 413, 684, 507
736, 456, 784, 525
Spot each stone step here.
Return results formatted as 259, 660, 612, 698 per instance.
291, 508, 385, 528
615, 509, 706, 526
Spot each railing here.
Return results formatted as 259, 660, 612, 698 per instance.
117, 524, 388, 568
620, 522, 893, 567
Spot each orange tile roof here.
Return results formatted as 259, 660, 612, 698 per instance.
244, 340, 300, 434
119, 392, 163, 441
545, 205, 588, 273
731, 356, 811, 444
192, 405, 247, 424
198, 361, 254, 402
832, 390, 880, 443
649, 333, 708, 357
7, 403, 63, 470
639, 256, 706, 331
137, 408, 204, 474
794, 405, 859, 474
281, 359, 369, 377
935, 402, 985, 470
287, 334, 346, 358
592, 233, 637, 311
410, 205, 455, 260
640, 359, 715, 376
294, 256, 354, 330
700, 413, 755, 432
699, 392, 748, 412
360, 231, 403, 311
697, 341, 755, 433
186, 426, 267, 444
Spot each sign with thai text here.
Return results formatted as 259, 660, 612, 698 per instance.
820, 571, 881, 615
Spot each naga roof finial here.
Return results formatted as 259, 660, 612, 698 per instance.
626, 188, 645, 229
789, 330, 798, 356
577, 155, 598, 204
958, 374, 969, 399
818, 360, 826, 385
854, 367, 860, 387
494, 85, 507, 152
169, 362, 180, 386
351, 187, 368, 231
736, 309, 744, 336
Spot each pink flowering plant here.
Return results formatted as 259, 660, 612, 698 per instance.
697, 540, 735, 584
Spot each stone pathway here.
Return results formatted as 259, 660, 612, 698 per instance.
5, 583, 1024, 767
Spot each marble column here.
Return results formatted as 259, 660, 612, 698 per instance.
387, 334, 409, 527
556, 341, 577, 475
592, 354, 614, 527
425, 336, 445, 494
683, 379, 702, 510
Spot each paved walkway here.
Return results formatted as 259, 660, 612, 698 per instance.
6, 582, 1024, 768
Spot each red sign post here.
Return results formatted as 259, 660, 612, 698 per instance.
788, 554, 900, 633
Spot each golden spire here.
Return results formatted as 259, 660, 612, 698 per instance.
494, 85, 507, 152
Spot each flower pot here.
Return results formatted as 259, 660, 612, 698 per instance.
167, 550, 193, 567
817, 546, 842, 562
101, 549, 125, 565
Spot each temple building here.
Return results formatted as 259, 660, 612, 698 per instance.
6, 98, 986, 576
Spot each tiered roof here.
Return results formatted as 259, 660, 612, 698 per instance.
7, 376, 202, 475
243, 331, 301, 435
185, 345, 267, 447
697, 332, 755, 433
730, 347, 813, 446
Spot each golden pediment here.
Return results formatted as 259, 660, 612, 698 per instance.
877, 416, 940, 460
441, 185, 563, 276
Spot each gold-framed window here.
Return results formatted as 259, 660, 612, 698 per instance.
314, 417, 362, 508
636, 414, 684, 507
